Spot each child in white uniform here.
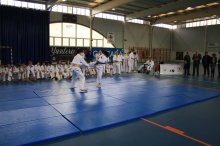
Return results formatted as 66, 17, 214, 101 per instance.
47, 62, 55, 79
27, 61, 36, 80
20, 63, 27, 80
129, 49, 134, 71
125, 52, 131, 73
121, 52, 126, 73
5, 64, 13, 81
113, 51, 122, 75
34, 61, 42, 79
92, 50, 109, 88
56, 60, 66, 80
0, 64, 6, 82
64, 60, 72, 78
41, 62, 47, 79
138, 56, 154, 74
13, 64, 21, 80
71, 49, 90, 91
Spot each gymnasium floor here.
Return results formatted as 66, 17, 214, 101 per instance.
0, 67, 220, 146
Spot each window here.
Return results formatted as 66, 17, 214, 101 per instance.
67, 7, 72, 14
50, 38, 54, 46
63, 6, 67, 13
50, 23, 114, 48
63, 38, 69, 46
76, 39, 83, 46
54, 38, 62, 46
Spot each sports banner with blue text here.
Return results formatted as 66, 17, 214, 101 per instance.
92, 48, 122, 62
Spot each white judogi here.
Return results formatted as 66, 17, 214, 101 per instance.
71, 54, 90, 89
0, 66, 6, 81
20, 65, 27, 80
113, 55, 122, 74
47, 65, 55, 78
13, 66, 21, 80
5, 66, 13, 81
125, 55, 131, 73
34, 64, 42, 79
27, 65, 35, 78
129, 52, 134, 71
133, 54, 139, 70
55, 64, 66, 79
41, 65, 48, 78
64, 64, 72, 77
121, 55, 126, 73
138, 60, 155, 72
96, 54, 107, 84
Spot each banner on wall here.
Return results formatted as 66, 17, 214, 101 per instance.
160, 64, 184, 75
50, 47, 121, 62
50, 47, 88, 62
207, 43, 220, 48
92, 48, 122, 62
107, 32, 115, 43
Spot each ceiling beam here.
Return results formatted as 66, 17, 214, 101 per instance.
126, 0, 218, 20
46, 0, 58, 10
92, 0, 134, 15
155, 6, 220, 24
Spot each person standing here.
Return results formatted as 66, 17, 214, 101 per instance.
192, 50, 202, 76
121, 52, 126, 73
129, 49, 134, 71
95, 49, 109, 88
202, 52, 211, 77
113, 51, 122, 75
210, 53, 217, 78
71, 49, 90, 91
133, 52, 139, 71
183, 52, 191, 76
85, 48, 93, 62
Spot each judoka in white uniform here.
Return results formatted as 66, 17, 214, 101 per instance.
20, 63, 27, 80
13, 64, 21, 80
47, 62, 55, 79
6, 64, 13, 81
94, 50, 109, 88
129, 49, 134, 71
121, 52, 126, 73
64, 60, 72, 78
125, 52, 131, 73
0, 64, 6, 81
138, 56, 154, 74
34, 61, 42, 79
113, 51, 122, 75
27, 61, 36, 80
71, 49, 90, 91
56, 60, 66, 80
41, 62, 47, 79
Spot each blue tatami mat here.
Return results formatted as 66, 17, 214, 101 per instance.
52, 97, 127, 115
0, 116, 80, 146
65, 103, 155, 132
0, 75, 220, 145
0, 90, 39, 102
0, 98, 48, 112
42, 91, 103, 105
0, 106, 60, 126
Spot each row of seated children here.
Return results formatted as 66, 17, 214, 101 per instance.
0, 60, 72, 82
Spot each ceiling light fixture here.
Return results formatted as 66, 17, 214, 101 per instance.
112, 8, 115, 10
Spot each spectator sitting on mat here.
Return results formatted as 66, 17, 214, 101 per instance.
138, 56, 154, 74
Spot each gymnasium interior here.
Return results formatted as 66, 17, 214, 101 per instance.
0, 0, 220, 146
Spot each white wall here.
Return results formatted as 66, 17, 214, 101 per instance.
50, 12, 220, 62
